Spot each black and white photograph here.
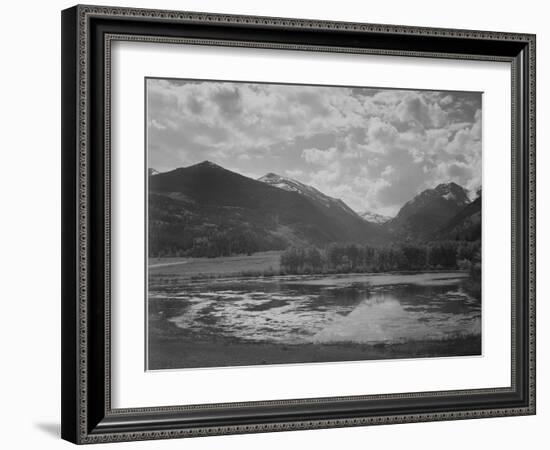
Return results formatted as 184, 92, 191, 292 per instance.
146, 78, 483, 370
53, 3, 539, 445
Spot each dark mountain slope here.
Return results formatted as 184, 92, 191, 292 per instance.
257, 171, 386, 236
386, 182, 471, 241
436, 195, 481, 241
149, 161, 386, 257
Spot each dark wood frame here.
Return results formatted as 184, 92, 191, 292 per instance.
61, 4, 536, 444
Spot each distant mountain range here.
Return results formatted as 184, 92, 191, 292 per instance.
359, 211, 392, 225
148, 161, 387, 257
148, 161, 481, 257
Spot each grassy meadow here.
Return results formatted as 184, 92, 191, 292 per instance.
149, 250, 282, 279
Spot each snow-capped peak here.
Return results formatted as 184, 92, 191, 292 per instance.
359, 211, 392, 225
433, 182, 470, 206
403, 182, 470, 209
258, 173, 359, 217
258, 173, 301, 192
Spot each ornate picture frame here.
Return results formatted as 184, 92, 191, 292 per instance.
61, 5, 535, 444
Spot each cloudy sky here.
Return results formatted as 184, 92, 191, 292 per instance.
147, 78, 481, 216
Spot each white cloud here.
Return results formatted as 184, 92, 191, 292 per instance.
381, 165, 395, 177
368, 117, 398, 144
301, 147, 339, 166
148, 79, 481, 215
150, 119, 167, 130
285, 169, 304, 178
393, 92, 449, 129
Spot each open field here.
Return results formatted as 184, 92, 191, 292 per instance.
149, 251, 282, 278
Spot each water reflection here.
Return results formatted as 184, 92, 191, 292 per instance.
149, 272, 481, 345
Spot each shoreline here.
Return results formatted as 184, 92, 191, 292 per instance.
147, 316, 481, 370
148, 251, 473, 281
148, 332, 482, 370
147, 265, 481, 371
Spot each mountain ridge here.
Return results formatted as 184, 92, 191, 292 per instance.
148, 161, 479, 257
258, 172, 363, 221
386, 182, 472, 241
148, 161, 387, 257
436, 194, 481, 241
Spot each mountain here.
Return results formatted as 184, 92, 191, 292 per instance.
148, 161, 386, 257
258, 172, 363, 221
386, 182, 471, 240
359, 211, 392, 225
436, 194, 481, 241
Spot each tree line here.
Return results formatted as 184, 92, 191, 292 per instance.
280, 241, 481, 275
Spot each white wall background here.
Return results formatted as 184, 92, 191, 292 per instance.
0, 0, 545, 448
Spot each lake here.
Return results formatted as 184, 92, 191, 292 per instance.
148, 272, 481, 361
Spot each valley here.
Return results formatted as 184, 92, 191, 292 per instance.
148, 161, 481, 259
147, 161, 482, 369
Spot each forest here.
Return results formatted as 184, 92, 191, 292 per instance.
279, 241, 481, 276
148, 226, 284, 258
